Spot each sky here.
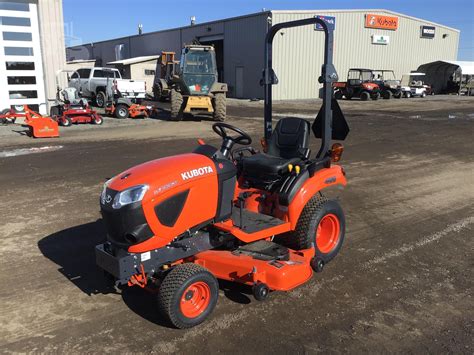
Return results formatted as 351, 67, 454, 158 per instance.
63, 0, 473, 60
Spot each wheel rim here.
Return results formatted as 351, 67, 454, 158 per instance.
316, 214, 340, 254
97, 94, 104, 106
118, 108, 127, 117
180, 281, 211, 318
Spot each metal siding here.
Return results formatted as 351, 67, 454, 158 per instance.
272, 11, 459, 99
223, 14, 268, 98
38, 0, 66, 102
181, 22, 224, 44
130, 31, 182, 57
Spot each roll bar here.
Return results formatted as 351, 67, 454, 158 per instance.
262, 18, 340, 159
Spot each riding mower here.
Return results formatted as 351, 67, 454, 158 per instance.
49, 70, 103, 127
95, 18, 349, 329
103, 75, 154, 119
0, 105, 59, 138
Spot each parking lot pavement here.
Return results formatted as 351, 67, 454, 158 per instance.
0, 96, 473, 353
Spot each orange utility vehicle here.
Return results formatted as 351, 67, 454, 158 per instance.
95, 18, 349, 329
0, 105, 59, 138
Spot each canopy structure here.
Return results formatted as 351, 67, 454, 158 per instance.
416, 61, 474, 94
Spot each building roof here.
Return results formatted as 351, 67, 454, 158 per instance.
66, 59, 96, 64
67, 9, 459, 50
418, 60, 474, 75
107, 55, 160, 65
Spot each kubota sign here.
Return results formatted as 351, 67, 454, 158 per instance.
365, 14, 399, 30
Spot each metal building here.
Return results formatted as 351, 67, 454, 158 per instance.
66, 9, 460, 100
0, 0, 66, 114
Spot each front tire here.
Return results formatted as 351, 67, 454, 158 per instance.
93, 115, 103, 125
276, 195, 345, 264
60, 116, 72, 127
157, 264, 218, 329
212, 93, 226, 121
170, 89, 183, 121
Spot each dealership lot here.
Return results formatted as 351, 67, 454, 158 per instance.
0, 96, 473, 353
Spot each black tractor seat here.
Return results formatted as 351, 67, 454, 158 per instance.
240, 117, 311, 190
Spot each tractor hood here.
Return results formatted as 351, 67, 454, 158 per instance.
105, 153, 217, 198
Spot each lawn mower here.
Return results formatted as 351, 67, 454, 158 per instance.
0, 105, 59, 138
95, 18, 349, 329
104, 98, 154, 119
49, 70, 103, 127
101, 69, 154, 119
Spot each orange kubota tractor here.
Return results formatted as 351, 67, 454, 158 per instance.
95, 18, 349, 329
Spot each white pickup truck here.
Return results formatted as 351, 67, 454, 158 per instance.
68, 67, 146, 107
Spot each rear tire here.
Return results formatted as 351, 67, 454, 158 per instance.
360, 91, 370, 101
372, 92, 381, 100
170, 89, 183, 121
275, 195, 345, 264
334, 90, 343, 100
115, 104, 129, 119
157, 264, 218, 329
95, 91, 106, 108
393, 91, 402, 99
382, 90, 392, 99
50, 106, 60, 117
213, 93, 226, 121
1, 108, 10, 124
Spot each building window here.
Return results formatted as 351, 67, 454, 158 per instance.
3, 31, 32, 41
144, 69, 156, 76
9, 90, 38, 99
0, 16, 31, 26
4, 47, 34, 56
0, 2, 29, 11
6, 61, 35, 70
7, 76, 36, 85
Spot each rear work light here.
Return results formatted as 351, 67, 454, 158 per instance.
330, 143, 344, 162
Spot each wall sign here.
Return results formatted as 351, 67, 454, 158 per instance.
421, 25, 436, 38
372, 35, 390, 45
365, 14, 399, 30
314, 15, 336, 31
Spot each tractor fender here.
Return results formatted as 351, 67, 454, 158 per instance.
287, 165, 346, 229
211, 82, 228, 93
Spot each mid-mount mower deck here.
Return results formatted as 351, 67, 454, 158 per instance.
95, 18, 350, 329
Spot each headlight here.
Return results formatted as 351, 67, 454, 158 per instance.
112, 184, 149, 209
100, 178, 113, 205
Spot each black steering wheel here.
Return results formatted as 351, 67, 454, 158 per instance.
212, 123, 252, 145
212, 123, 252, 158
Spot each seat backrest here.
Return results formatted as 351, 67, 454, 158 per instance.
62, 87, 80, 103
267, 117, 311, 159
